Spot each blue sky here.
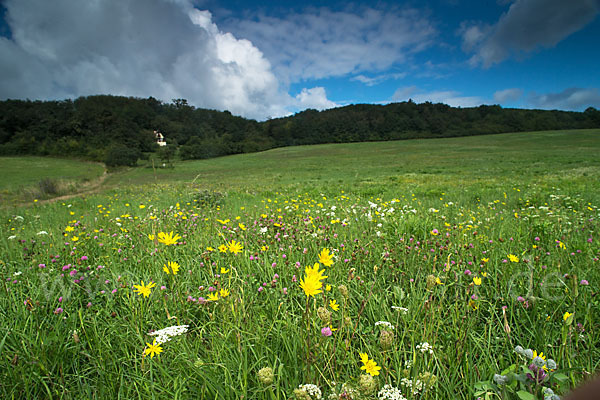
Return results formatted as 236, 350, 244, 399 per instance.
1, 0, 599, 120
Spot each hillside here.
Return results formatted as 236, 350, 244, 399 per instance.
0, 96, 598, 167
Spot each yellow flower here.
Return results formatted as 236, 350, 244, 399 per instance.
481, 257, 489, 263
220, 267, 230, 274
563, 311, 573, 323
359, 353, 381, 376
207, 293, 219, 301
71, 236, 79, 242
218, 244, 228, 253
318, 248, 334, 267
65, 226, 74, 232
139, 204, 145, 209
217, 219, 230, 225
148, 234, 155, 241
227, 240, 243, 254
329, 299, 339, 311
133, 280, 156, 298
468, 299, 478, 310
206, 246, 214, 252
219, 288, 230, 298
157, 231, 181, 246
435, 277, 443, 285
299, 263, 327, 297
144, 339, 162, 358
473, 277, 482, 286
508, 254, 519, 263
238, 223, 246, 231
163, 261, 180, 275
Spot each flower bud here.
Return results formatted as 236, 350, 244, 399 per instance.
258, 367, 274, 385
338, 284, 349, 299
379, 330, 394, 350
317, 306, 331, 324
359, 374, 376, 395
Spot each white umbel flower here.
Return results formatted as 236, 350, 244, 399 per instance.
148, 325, 189, 344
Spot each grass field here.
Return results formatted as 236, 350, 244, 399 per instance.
0, 157, 105, 205
0, 129, 599, 399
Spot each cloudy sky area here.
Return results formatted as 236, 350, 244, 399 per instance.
0, 0, 599, 120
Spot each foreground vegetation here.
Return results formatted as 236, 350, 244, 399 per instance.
0, 130, 599, 399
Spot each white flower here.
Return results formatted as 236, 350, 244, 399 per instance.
148, 325, 189, 344
378, 384, 407, 400
391, 306, 409, 314
297, 384, 322, 399
14, 215, 24, 222
13, 271, 22, 276
416, 342, 434, 354
8, 235, 16, 240
375, 321, 395, 330
259, 227, 268, 234
37, 231, 48, 235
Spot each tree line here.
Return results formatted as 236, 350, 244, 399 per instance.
0, 95, 598, 166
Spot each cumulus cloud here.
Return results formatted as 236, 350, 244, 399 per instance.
0, 0, 340, 120
460, 0, 600, 67
528, 87, 600, 110
294, 87, 338, 111
493, 88, 523, 103
392, 86, 485, 108
224, 6, 436, 83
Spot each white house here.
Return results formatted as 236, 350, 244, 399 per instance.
154, 130, 167, 146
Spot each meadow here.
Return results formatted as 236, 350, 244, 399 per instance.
0, 129, 599, 399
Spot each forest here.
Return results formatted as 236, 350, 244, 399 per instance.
1, 95, 599, 166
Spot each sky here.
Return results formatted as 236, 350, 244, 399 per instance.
0, 0, 599, 121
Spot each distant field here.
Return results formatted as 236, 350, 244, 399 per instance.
0, 157, 104, 190
0, 157, 105, 204
107, 129, 600, 198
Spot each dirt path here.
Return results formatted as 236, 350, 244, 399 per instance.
11, 167, 110, 208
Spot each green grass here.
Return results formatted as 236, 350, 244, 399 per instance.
0, 157, 105, 205
0, 129, 599, 399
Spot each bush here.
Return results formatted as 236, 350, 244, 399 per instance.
104, 145, 140, 167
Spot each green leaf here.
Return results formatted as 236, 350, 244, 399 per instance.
516, 390, 536, 400
501, 364, 517, 375
552, 372, 569, 382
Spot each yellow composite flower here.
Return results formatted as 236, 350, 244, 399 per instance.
157, 231, 181, 246
318, 248, 334, 267
144, 339, 163, 358
217, 219, 230, 225
299, 263, 327, 297
473, 277, 482, 286
563, 311, 573, 321
148, 234, 155, 241
219, 288, 230, 298
238, 223, 246, 231
329, 299, 339, 311
227, 240, 243, 254
508, 254, 519, 263
359, 353, 381, 376
133, 280, 156, 298
163, 261, 180, 275
207, 293, 219, 302
218, 244, 228, 253
220, 267, 230, 274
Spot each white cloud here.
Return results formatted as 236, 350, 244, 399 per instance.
294, 87, 338, 110
224, 6, 436, 83
528, 87, 600, 110
493, 88, 523, 103
461, 0, 600, 67
350, 73, 406, 86
392, 86, 485, 108
0, 0, 339, 120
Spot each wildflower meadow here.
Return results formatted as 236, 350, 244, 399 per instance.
1, 130, 599, 399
